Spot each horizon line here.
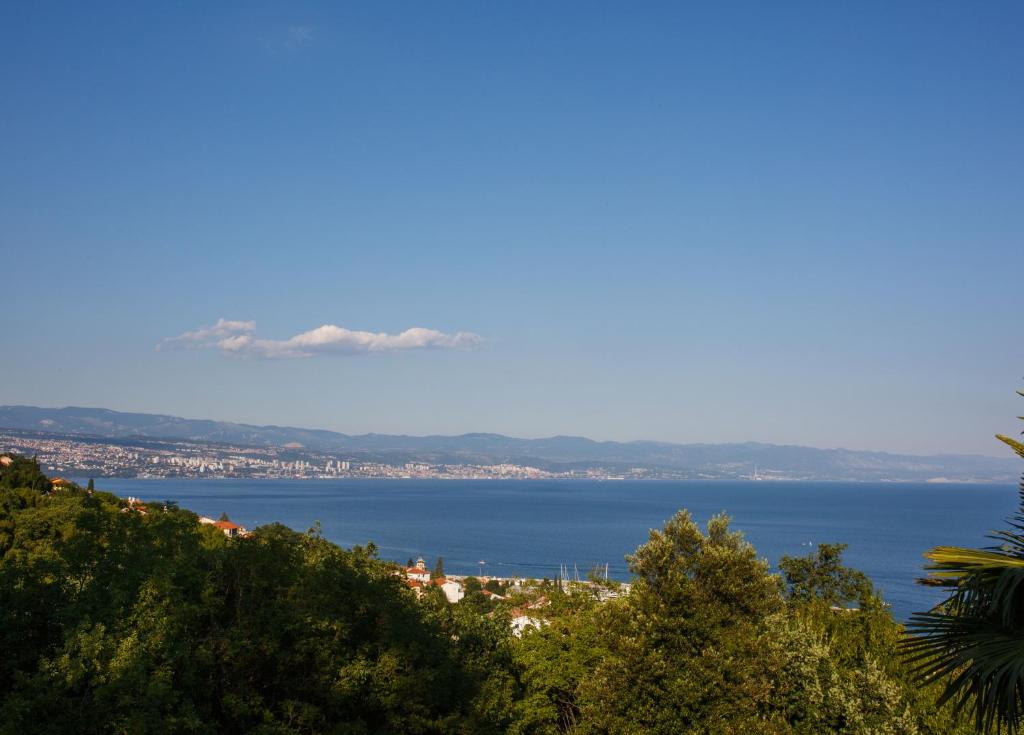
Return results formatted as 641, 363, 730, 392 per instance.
0, 403, 1015, 461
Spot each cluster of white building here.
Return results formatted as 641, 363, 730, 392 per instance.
401, 557, 551, 636
403, 557, 466, 603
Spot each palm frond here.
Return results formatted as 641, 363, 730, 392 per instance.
925, 547, 1024, 574
902, 401, 1024, 733
997, 434, 1024, 461
905, 610, 1024, 733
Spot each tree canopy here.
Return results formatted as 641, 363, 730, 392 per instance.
779, 542, 874, 607
0, 456, 511, 734
0, 455, 975, 734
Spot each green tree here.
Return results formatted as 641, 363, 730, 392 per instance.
461, 576, 495, 613
434, 556, 445, 579
574, 511, 788, 734
0, 454, 516, 734
780, 543, 874, 608
770, 614, 921, 735
510, 587, 603, 734
508, 511, 951, 735
0, 455, 50, 492
464, 576, 483, 595
484, 579, 504, 594
906, 392, 1024, 734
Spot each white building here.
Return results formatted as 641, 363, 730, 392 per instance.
407, 568, 431, 583
406, 557, 431, 584
439, 578, 464, 603
510, 610, 546, 637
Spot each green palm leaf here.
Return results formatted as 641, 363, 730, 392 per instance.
904, 417, 1024, 733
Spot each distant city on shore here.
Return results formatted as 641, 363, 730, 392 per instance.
0, 405, 1016, 483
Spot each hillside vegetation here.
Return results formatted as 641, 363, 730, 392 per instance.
0, 455, 973, 734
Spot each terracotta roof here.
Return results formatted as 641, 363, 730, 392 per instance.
122, 504, 148, 515
213, 520, 240, 530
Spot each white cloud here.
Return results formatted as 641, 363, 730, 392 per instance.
159, 320, 482, 359
158, 318, 255, 350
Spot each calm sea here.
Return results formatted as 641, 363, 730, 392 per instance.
92, 478, 1019, 620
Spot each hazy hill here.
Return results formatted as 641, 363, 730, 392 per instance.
0, 405, 1018, 482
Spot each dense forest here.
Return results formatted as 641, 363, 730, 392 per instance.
0, 454, 981, 734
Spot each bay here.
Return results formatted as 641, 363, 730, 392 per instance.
93, 477, 1019, 620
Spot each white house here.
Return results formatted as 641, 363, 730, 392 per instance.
438, 578, 464, 603
509, 609, 546, 637
198, 515, 247, 537
407, 568, 431, 583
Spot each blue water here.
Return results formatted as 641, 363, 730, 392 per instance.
92, 478, 1019, 620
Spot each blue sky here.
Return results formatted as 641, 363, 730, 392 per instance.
2, 2, 1022, 455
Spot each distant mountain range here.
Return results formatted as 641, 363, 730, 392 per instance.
0, 405, 1019, 482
